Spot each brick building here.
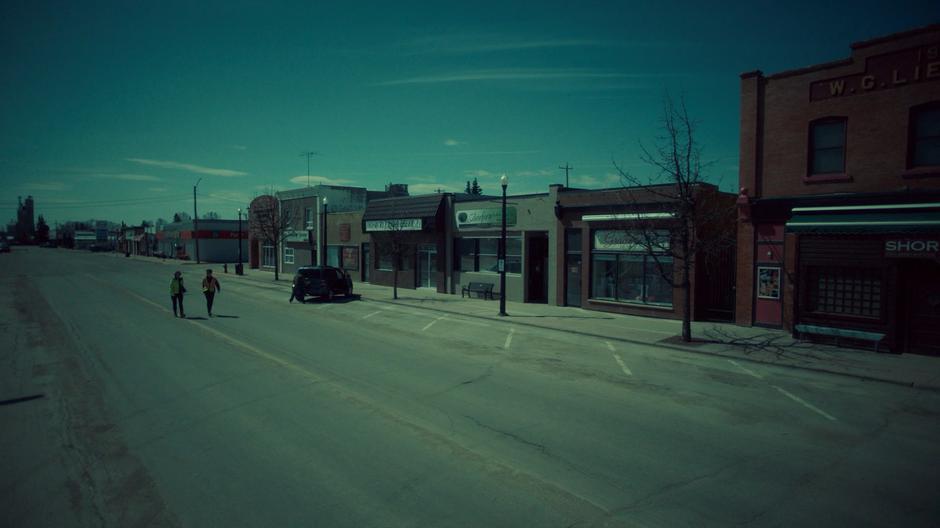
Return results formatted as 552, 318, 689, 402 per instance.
735, 24, 940, 354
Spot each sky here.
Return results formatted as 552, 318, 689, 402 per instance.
0, 0, 935, 227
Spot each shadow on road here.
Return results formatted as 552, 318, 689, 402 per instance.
299, 294, 362, 305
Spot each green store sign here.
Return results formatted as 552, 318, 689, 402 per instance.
456, 207, 517, 229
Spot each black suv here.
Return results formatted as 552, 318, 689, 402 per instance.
292, 266, 353, 301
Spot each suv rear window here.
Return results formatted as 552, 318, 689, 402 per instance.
298, 269, 321, 279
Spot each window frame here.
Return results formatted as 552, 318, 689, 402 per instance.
805, 116, 849, 182
455, 235, 522, 275
262, 244, 276, 268
283, 246, 295, 265
588, 229, 673, 307
907, 101, 940, 171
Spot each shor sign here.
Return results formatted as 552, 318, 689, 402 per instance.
884, 239, 940, 258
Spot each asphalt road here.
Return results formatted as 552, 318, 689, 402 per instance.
3, 248, 939, 527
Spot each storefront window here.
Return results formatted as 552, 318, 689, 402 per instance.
590, 229, 673, 307
262, 244, 275, 268
807, 266, 882, 318
378, 247, 394, 271
456, 236, 521, 274
327, 246, 341, 267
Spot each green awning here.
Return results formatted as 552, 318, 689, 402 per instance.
786, 204, 940, 234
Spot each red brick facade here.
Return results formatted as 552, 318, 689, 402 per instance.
736, 24, 940, 354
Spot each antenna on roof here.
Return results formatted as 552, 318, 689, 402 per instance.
559, 163, 572, 188
299, 151, 319, 187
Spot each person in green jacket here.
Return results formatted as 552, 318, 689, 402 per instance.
170, 271, 186, 318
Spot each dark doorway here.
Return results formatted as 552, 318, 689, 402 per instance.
701, 245, 736, 321
899, 259, 940, 355
527, 234, 549, 303
361, 243, 370, 283
565, 228, 582, 307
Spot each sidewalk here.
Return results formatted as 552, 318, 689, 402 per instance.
135, 255, 940, 391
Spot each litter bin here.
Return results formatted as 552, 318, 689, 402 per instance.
235, 263, 244, 275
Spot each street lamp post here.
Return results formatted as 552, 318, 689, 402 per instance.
193, 178, 202, 263
236, 208, 243, 274
321, 197, 329, 272
499, 174, 508, 316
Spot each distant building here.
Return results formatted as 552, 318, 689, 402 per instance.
15, 196, 35, 243
156, 220, 247, 263
735, 24, 940, 354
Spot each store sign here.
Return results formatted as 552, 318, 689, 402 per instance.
885, 238, 940, 258
342, 246, 359, 270
284, 229, 310, 242
594, 229, 670, 252
365, 218, 422, 232
811, 43, 940, 101
456, 207, 517, 229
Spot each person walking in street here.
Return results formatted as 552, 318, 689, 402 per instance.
170, 271, 186, 318
289, 278, 305, 304
202, 269, 221, 317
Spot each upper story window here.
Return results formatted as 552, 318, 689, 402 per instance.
910, 103, 940, 168
809, 117, 846, 175
304, 207, 314, 228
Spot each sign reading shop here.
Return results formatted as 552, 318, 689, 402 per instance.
885, 238, 940, 258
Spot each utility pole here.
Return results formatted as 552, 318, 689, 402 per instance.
193, 178, 202, 263
299, 151, 319, 187
559, 163, 572, 188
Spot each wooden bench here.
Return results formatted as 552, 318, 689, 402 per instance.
461, 282, 495, 300
795, 324, 886, 352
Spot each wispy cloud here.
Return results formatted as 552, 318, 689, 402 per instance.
127, 158, 247, 177
405, 34, 626, 55
412, 149, 540, 158
148, 187, 168, 193
444, 138, 464, 147
464, 169, 495, 179
231, 145, 248, 151
289, 175, 355, 186
375, 68, 651, 86
19, 181, 69, 191
94, 173, 162, 182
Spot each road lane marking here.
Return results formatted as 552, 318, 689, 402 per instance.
605, 340, 616, 352
504, 328, 515, 350
771, 385, 838, 422
727, 359, 764, 379
612, 354, 633, 376
422, 315, 447, 331
362, 310, 382, 320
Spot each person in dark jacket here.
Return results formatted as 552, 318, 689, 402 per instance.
289, 278, 305, 304
169, 271, 186, 318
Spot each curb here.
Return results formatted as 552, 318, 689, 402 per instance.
361, 296, 933, 391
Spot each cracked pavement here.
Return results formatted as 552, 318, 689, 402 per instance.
2, 248, 940, 527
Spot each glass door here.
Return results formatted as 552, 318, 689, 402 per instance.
417, 244, 437, 289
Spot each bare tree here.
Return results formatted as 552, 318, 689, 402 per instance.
615, 94, 735, 342
251, 190, 296, 281
371, 218, 416, 300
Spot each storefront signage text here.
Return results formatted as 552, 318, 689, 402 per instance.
811, 43, 939, 101
593, 229, 670, 252
456, 207, 517, 229
885, 238, 940, 258
365, 218, 422, 232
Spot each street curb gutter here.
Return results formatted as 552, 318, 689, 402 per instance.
362, 297, 939, 393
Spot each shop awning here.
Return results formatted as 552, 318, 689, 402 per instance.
363, 194, 444, 232
785, 203, 940, 234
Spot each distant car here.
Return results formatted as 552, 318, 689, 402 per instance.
0, 241, 10, 253
39, 241, 56, 248
153, 251, 168, 259
292, 266, 353, 301
88, 244, 110, 252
